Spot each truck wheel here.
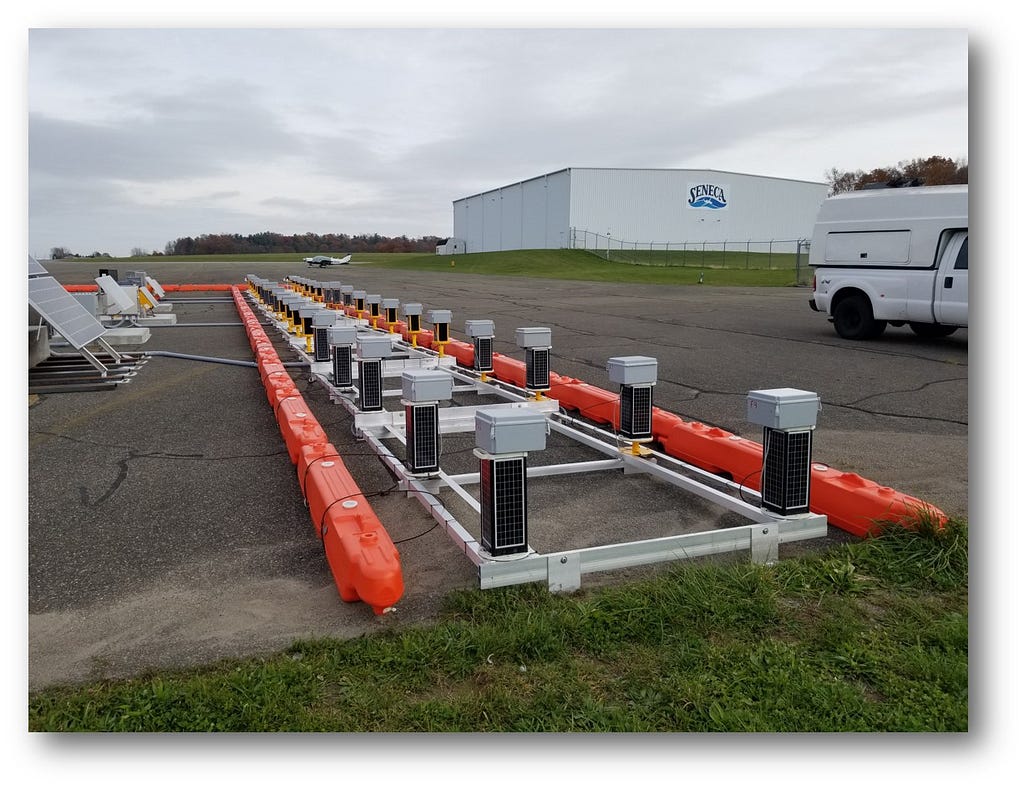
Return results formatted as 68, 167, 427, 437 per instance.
833, 294, 886, 340
909, 322, 959, 338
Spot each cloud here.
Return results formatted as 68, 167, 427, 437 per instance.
26, 27, 968, 257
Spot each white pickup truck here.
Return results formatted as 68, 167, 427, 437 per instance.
808, 184, 967, 339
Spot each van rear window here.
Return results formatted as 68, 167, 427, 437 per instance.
825, 230, 911, 265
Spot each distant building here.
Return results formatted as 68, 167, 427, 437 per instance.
435, 237, 466, 255
450, 167, 828, 253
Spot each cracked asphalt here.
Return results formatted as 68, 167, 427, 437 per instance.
27, 260, 968, 690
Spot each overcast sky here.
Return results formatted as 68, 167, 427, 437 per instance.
27, 26, 968, 258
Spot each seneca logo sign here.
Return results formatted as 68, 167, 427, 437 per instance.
688, 183, 728, 210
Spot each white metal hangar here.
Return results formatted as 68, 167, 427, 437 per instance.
447, 167, 829, 254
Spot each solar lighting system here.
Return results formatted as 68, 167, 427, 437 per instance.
401, 369, 453, 476
352, 290, 367, 315
280, 295, 301, 333
328, 325, 358, 389
366, 294, 382, 328
298, 304, 323, 352
341, 285, 354, 307
465, 319, 495, 378
325, 282, 342, 309
144, 276, 166, 300
474, 406, 548, 557
428, 309, 452, 356
403, 303, 423, 347
607, 356, 658, 454
94, 274, 137, 315
311, 310, 337, 362
382, 298, 400, 333
356, 334, 392, 411
747, 388, 821, 516
515, 327, 552, 397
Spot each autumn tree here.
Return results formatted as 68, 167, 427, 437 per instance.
825, 156, 967, 196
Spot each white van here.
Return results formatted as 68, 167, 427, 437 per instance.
808, 184, 967, 339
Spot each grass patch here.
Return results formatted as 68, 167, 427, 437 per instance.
29, 515, 967, 732
95, 250, 808, 286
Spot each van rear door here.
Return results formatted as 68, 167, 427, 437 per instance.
934, 231, 968, 325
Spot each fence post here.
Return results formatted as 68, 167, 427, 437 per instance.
746, 240, 750, 269
768, 240, 774, 270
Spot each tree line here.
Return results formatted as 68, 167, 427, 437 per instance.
825, 155, 967, 196
163, 232, 442, 256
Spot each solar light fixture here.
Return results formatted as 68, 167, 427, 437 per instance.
465, 319, 495, 376
341, 285, 354, 307
401, 369, 453, 476
382, 298, 400, 332
298, 303, 323, 351
366, 294, 382, 328
356, 334, 392, 411
515, 327, 552, 396
474, 407, 548, 557
311, 310, 337, 362
607, 356, 658, 453
352, 290, 367, 314
747, 388, 820, 516
329, 325, 358, 389
428, 309, 452, 356
403, 303, 423, 346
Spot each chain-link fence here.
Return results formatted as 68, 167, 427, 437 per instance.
571, 228, 813, 284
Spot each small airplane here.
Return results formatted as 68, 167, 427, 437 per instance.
304, 254, 352, 268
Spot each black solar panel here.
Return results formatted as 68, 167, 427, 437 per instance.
480, 456, 527, 556
332, 345, 353, 387
359, 359, 383, 411
405, 404, 439, 473
620, 385, 653, 439
313, 327, 331, 362
474, 337, 493, 372
525, 348, 549, 390
761, 428, 812, 515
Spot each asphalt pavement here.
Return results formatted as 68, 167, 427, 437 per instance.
27, 259, 969, 690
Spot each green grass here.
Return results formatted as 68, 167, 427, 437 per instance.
29, 516, 967, 732
88, 250, 809, 286
377, 250, 808, 286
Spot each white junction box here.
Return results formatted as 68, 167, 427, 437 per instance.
401, 369, 453, 403
329, 325, 358, 345
428, 309, 452, 325
356, 334, 393, 359
607, 356, 658, 386
515, 327, 551, 348
475, 406, 548, 455
465, 319, 495, 338
312, 311, 336, 328
746, 388, 820, 430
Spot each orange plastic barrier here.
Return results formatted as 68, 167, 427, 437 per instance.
232, 287, 404, 614
441, 336, 945, 538
63, 282, 244, 292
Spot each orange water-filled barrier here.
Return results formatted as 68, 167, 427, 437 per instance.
445, 340, 945, 538
232, 287, 403, 614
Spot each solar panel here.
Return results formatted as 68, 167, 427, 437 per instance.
313, 327, 331, 362
761, 428, 812, 515
28, 276, 107, 349
405, 404, 439, 473
96, 274, 137, 313
28, 255, 49, 278
474, 337, 493, 372
620, 385, 653, 439
480, 456, 528, 556
525, 347, 549, 390
145, 276, 166, 299
332, 345, 353, 388
358, 359, 383, 411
